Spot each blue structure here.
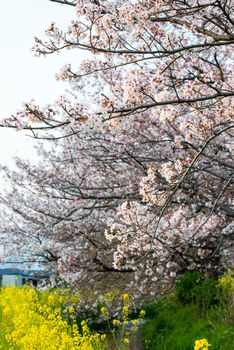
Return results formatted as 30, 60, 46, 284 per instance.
0, 232, 52, 287
0, 267, 50, 287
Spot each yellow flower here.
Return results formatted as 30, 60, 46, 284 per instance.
112, 319, 120, 326
123, 338, 129, 344
0, 286, 107, 350
100, 306, 109, 319
47, 313, 55, 320
100, 306, 106, 314
122, 305, 129, 314
218, 272, 234, 290
68, 306, 75, 313
139, 309, 145, 318
131, 319, 139, 327
123, 293, 129, 302
194, 338, 211, 350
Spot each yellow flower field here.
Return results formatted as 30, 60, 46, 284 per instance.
0, 285, 213, 349
0, 286, 106, 350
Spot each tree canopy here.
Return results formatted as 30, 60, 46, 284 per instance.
0, 0, 233, 296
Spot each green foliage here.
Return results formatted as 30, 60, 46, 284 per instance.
142, 301, 234, 350
141, 272, 234, 350
175, 271, 204, 304
175, 272, 219, 310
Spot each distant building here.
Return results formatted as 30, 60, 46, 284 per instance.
0, 267, 51, 287
0, 268, 30, 287
0, 232, 52, 287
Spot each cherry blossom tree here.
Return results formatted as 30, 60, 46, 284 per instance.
0, 135, 138, 287
0, 0, 233, 295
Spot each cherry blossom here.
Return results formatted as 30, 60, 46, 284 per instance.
0, 0, 233, 296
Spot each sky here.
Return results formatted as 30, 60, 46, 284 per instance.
0, 0, 80, 166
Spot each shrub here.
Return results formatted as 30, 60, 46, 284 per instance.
175, 272, 219, 311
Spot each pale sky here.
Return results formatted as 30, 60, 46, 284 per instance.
0, 0, 80, 166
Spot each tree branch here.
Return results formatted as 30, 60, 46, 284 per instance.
49, 0, 76, 6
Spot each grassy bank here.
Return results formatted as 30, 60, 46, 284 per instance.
141, 272, 234, 350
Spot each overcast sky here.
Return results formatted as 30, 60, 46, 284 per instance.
0, 0, 79, 166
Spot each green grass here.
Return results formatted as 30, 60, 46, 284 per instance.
142, 304, 234, 350
141, 292, 234, 350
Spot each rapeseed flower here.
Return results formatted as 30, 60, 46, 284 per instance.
194, 338, 211, 350
0, 286, 107, 350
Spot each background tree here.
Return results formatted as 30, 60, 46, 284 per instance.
0, 0, 233, 296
